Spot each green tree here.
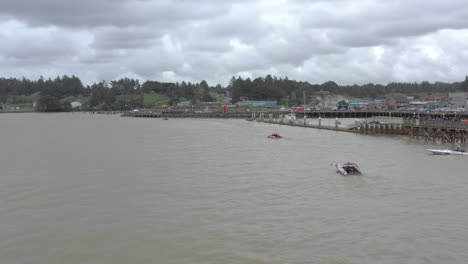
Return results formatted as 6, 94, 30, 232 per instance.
36, 96, 63, 112
61, 101, 72, 112
112, 94, 144, 110
461, 76, 468, 92
89, 81, 115, 107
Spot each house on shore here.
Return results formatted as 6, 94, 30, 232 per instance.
71, 102, 82, 109
386, 95, 410, 109
177, 101, 191, 107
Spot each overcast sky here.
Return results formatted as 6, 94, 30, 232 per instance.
1, 0, 467, 86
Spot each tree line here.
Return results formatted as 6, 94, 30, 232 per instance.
0, 74, 467, 111
228, 75, 468, 105
0, 76, 223, 111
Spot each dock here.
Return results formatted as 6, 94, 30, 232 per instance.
123, 109, 468, 143
250, 113, 468, 144
123, 109, 468, 119
404, 120, 468, 143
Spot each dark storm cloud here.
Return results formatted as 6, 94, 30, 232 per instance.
0, 0, 237, 29
0, 0, 467, 85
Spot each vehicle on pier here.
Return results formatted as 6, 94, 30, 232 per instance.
267, 133, 283, 139
426, 147, 467, 155
282, 113, 296, 122
336, 162, 361, 175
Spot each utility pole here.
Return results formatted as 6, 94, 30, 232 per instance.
303, 89, 306, 125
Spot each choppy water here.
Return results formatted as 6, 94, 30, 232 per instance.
1, 113, 467, 264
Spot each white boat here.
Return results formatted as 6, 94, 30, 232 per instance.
426, 149, 468, 155
335, 163, 361, 175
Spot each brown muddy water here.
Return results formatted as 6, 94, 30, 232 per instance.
0, 113, 467, 264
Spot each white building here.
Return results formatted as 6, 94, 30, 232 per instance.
71, 102, 82, 108
449, 92, 468, 108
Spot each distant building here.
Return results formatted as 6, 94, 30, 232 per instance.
424, 101, 454, 110
71, 102, 82, 109
423, 95, 449, 102
367, 100, 386, 110
208, 92, 220, 98
449, 92, 468, 108
387, 95, 410, 109
236, 101, 278, 107
408, 101, 427, 109
0, 103, 14, 110
336, 100, 349, 110
177, 101, 191, 107
337, 105, 349, 110
348, 99, 367, 110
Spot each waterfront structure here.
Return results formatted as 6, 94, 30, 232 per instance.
177, 101, 191, 107
348, 100, 367, 110
405, 119, 468, 144
236, 101, 278, 107
408, 101, 427, 109
423, 101, 454, 110
449, 92, 468, 108
423, 95, 449, 102
252, 113, 468, 144
310, 91, 347, 110
386, 95, 410, 109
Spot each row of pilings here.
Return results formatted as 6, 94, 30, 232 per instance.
356, 123, 407, 135
254, 113, 468, 143
408, 128, 467, 144
252, 112, 408, 135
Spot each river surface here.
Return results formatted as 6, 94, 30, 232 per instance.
1, 113, 467, 264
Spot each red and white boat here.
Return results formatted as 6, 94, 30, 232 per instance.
336, 163, 361, 175
267, 133, 283, 139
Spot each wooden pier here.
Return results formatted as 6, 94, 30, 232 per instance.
122, 110, 252, 118
123, 108, 468, 144
404, 120, 468, 144
252, 114, 468, 144
123, 108, 468, 119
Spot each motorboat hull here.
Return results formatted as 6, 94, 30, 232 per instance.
427, 149, 468, 155
267, 135, 283, 139
336, 163, 361, 175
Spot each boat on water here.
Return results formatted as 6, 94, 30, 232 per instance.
267, 133, 283, 139
426, 148, 467, 155
336, 163, 361, 175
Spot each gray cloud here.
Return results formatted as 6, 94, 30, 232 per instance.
0, 0, 467, 86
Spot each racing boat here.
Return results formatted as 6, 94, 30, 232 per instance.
426, 148, 467, 155
267, 133, 283, 139
336, 163, 361, 175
